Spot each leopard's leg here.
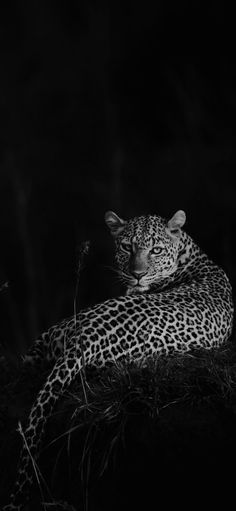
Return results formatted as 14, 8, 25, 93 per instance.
2, 334, 92, 511
21, 317, 76, 368
21, 331, 53, 367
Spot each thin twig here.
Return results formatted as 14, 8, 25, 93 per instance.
73, 241, 90, 407
17, 421, 52, 511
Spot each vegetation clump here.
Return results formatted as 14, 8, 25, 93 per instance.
1, 339, 236, 510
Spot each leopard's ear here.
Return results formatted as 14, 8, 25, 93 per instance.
167, 210, 186, 237
105, 211, 126, 237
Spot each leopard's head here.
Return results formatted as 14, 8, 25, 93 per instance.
105, 210, 186, 293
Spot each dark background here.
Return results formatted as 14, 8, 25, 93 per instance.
0, 1, 236, 355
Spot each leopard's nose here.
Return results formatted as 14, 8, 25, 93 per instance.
131, 270, 147, 279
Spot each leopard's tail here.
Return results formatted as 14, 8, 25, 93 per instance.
2, 339, 86, 511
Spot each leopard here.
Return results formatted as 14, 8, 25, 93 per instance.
2, 209, 234, 511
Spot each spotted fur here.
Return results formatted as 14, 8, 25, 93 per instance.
2, 210, 234, 510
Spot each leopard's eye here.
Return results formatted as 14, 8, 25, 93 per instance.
151, 246, 164, 255
120, 241, 131, 252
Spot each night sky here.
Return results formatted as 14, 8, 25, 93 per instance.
0, 1, 235, 353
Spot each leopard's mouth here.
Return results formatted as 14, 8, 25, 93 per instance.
122, 272, 156, 291
129, 281, 150, 293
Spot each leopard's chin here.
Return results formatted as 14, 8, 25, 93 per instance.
126, 283, 150, 295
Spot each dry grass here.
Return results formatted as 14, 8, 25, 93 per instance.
1, 336, 236, 510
